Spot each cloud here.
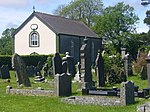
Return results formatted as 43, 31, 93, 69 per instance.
0, 0, 29, 8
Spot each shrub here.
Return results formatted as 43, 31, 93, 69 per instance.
133, 52, 147, 74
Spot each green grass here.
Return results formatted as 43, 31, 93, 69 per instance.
0, 71, 149, 112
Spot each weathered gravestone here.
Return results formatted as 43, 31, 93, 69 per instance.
80, 38, 93, 89
120, 81, 134, 105
55, 73, 72, 96
12, 53, 31, 87
62, 52, 76, 77
95, 50, 105, 87
26, 66, 35, 77
74, 62, 81, 82
42, 63, 49, 77
146, 57, 150, 88
141, 66, 147, 80
52, 53, 63, 75
0, 65, 10, 79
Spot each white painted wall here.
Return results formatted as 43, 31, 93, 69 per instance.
14, 16, 56, 55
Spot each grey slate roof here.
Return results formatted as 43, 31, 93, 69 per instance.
14, 12, 98, 38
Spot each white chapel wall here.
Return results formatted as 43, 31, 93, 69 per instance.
14, 16, 56, 55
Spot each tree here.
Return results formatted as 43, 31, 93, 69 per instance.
93, 2, 139, 54
0, 28, 16, 55
144, 10, 150, 30
54, 0, 104, 27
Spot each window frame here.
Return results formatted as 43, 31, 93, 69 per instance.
29, 31, 40, 47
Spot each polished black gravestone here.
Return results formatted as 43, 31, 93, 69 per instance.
0, 65, 10, 79
52, 53, 63, 75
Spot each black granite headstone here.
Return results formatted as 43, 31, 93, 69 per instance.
0, 65, 11, 79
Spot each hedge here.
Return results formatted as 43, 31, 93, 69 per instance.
0, 54, 55, 70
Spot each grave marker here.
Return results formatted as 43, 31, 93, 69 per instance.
0, 65, 10, 79
12, 53, 31, 87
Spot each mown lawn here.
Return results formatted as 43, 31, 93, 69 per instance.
0, 71, 149, 112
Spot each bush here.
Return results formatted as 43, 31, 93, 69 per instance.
103, 53, 124, 84
0, 54, 55, 69
133, 52, 147, 74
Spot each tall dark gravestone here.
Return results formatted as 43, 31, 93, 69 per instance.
52, 53, 63, 75
12, 53, 31, 87
0, 65, 11, 79
95, 50, 105, 87
80, 38, 93, 89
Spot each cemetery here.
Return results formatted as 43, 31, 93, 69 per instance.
0, 1, 150, 112
0, 37, 149, 112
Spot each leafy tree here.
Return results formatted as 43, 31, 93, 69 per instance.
0, 28, 16, 55
144, 10, 150, 30
54, 0, 104, 27
93, 2, 139, 54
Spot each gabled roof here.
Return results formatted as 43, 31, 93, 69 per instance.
14, 12, 98, 38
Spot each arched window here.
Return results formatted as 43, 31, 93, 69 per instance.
29, 31, 39, 47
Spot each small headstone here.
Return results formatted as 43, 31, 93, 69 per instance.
95, 50, 105, 87
62, 52, 76, 76
0, 65, 11, 79
146, 58, 150, 88
54, 73, 72, 96
74, 62, 81, 82
12, 53, 31, 87
141, 66, 147, 80
52, 53, 63, 75
26, 66, 35, 77
42, 63, 49, 77
120, 81, 135, 105
120, 71, 127, 82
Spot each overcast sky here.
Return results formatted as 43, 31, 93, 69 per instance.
0, 0, 149, 36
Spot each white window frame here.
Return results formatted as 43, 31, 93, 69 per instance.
29, 31, 39, 47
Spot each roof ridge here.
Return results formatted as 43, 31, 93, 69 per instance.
34, 11, 82, 23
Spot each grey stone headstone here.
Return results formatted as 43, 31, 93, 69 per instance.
12, 53, 31, 87
0, 65, 11, 79
80, 38, 93, 89
54, 73, 72, 96
140, 66, 147, 80
146, 58, 150, 88
95, 50, 105, 87
120, 81, 134, 105
42, 63, 49, 77
52, 53, 63, 75
62, 52, 76, 76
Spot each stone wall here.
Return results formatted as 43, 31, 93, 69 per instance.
6, 86, 55, 96
61, 96, 121, 106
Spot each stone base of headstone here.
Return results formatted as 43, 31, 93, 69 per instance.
82, 88, 89, 95
34, 76, 45, 82
54, 73, 72, 97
